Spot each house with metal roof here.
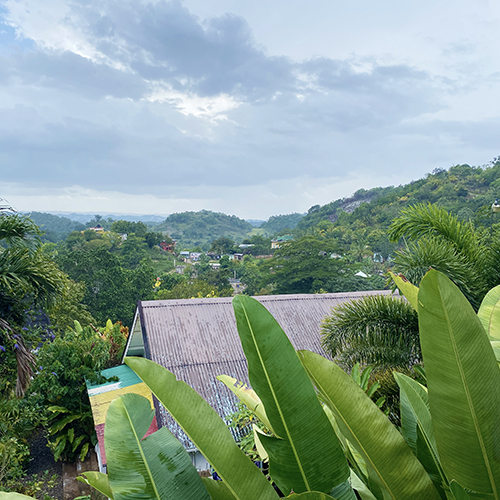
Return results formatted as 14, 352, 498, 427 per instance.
121, 290, 391, 470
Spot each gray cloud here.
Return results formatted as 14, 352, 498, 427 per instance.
0, 0, 496, 213
0, 49, 147, 99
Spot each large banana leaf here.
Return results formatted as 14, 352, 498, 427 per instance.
418, 270, 500, 498
125, 357, 278, 500
217, 375, 275, 433
103, 393, 209, 500
477, 285, 500, 340
232, 295, 351, 497
300, 350, 442, 500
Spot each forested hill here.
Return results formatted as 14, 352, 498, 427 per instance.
155, 210, 254, 249
260, 213, 305, 235
292, 160, 500, 259
27, 212, 85, 242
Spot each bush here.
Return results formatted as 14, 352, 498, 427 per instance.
29, 320, 128, 461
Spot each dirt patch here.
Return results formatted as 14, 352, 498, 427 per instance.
21, 430, 63, 500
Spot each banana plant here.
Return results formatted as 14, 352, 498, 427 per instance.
79, 392, 210, 500
391, 270, 500, 499
231, 295, 352, 498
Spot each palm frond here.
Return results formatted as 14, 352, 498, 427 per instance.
321, 295, 419, 371
388, 203, 481, 264
0, 214, 41, 254
392, 236, 486, 309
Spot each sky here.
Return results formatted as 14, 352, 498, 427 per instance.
0, 0, 499, 220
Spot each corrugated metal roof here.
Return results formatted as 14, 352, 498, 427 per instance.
132, 290, 391, 447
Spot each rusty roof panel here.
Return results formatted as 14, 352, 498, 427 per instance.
136, 291, 391, 444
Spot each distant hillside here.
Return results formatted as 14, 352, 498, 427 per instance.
246, 219, 265, 227
155, 210, 254, 249
293, 159, 500, 258
50, 212, 167, 224
27, 212, 85, 242
260, 213, 305, 235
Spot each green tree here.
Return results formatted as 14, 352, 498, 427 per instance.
210, 236, 236, 255
110, 220, 148, 237
29, 320, 128, 461
58, 247, 154, 326
156, 279, 232, 300
388, 203, 500, 310
269, 236, 344, 294
0, 214, 66, 396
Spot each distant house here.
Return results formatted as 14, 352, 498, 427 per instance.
271, 234, 294, 249
160, 240, 175, 252
87, 224, 105, 234
120, 290, 391, 471
190, 252, 203, 261
228, 278, 245, 294
179, 251, 190, 260
230, 253, 244, 261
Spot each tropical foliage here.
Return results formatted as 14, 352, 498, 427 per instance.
388, 202, 500, 310
28, 320, 128, 462
321, 294, 419, 371
0, 214, 66, 396
73, 269, 500, 500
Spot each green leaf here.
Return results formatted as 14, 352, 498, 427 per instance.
390, 271, 419, 310
202, 478, 237, 500
490, 341, 500, 363
393, 372, 437, 456
449, 481, 472, 500
67, 427, 74, 443
418, 269, 500, 498
217, 375, 275, 433
78, 472, 114, 499
105, 393, 209, 500
300, 350, 442, 500
477, 285, 500, 340
72, 435, 85, 453
253, 425, 269, 462
394, 372, 448, 497
47, 405, 70, 413
232, 295, 351, 497
283, 493, 336, 500
79, 442, 89, 462
125, 357, 278, 500
48, 414, 81, 435
0, 494, 41, 500
349, 471, 378, 500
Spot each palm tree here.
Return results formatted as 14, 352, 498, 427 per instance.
388, 203, 500, 310
321, 294, 419, 372
0, 214, 65, 396
321, 203, 499, 423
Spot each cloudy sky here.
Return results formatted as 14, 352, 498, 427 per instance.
0, 0, 499, 219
